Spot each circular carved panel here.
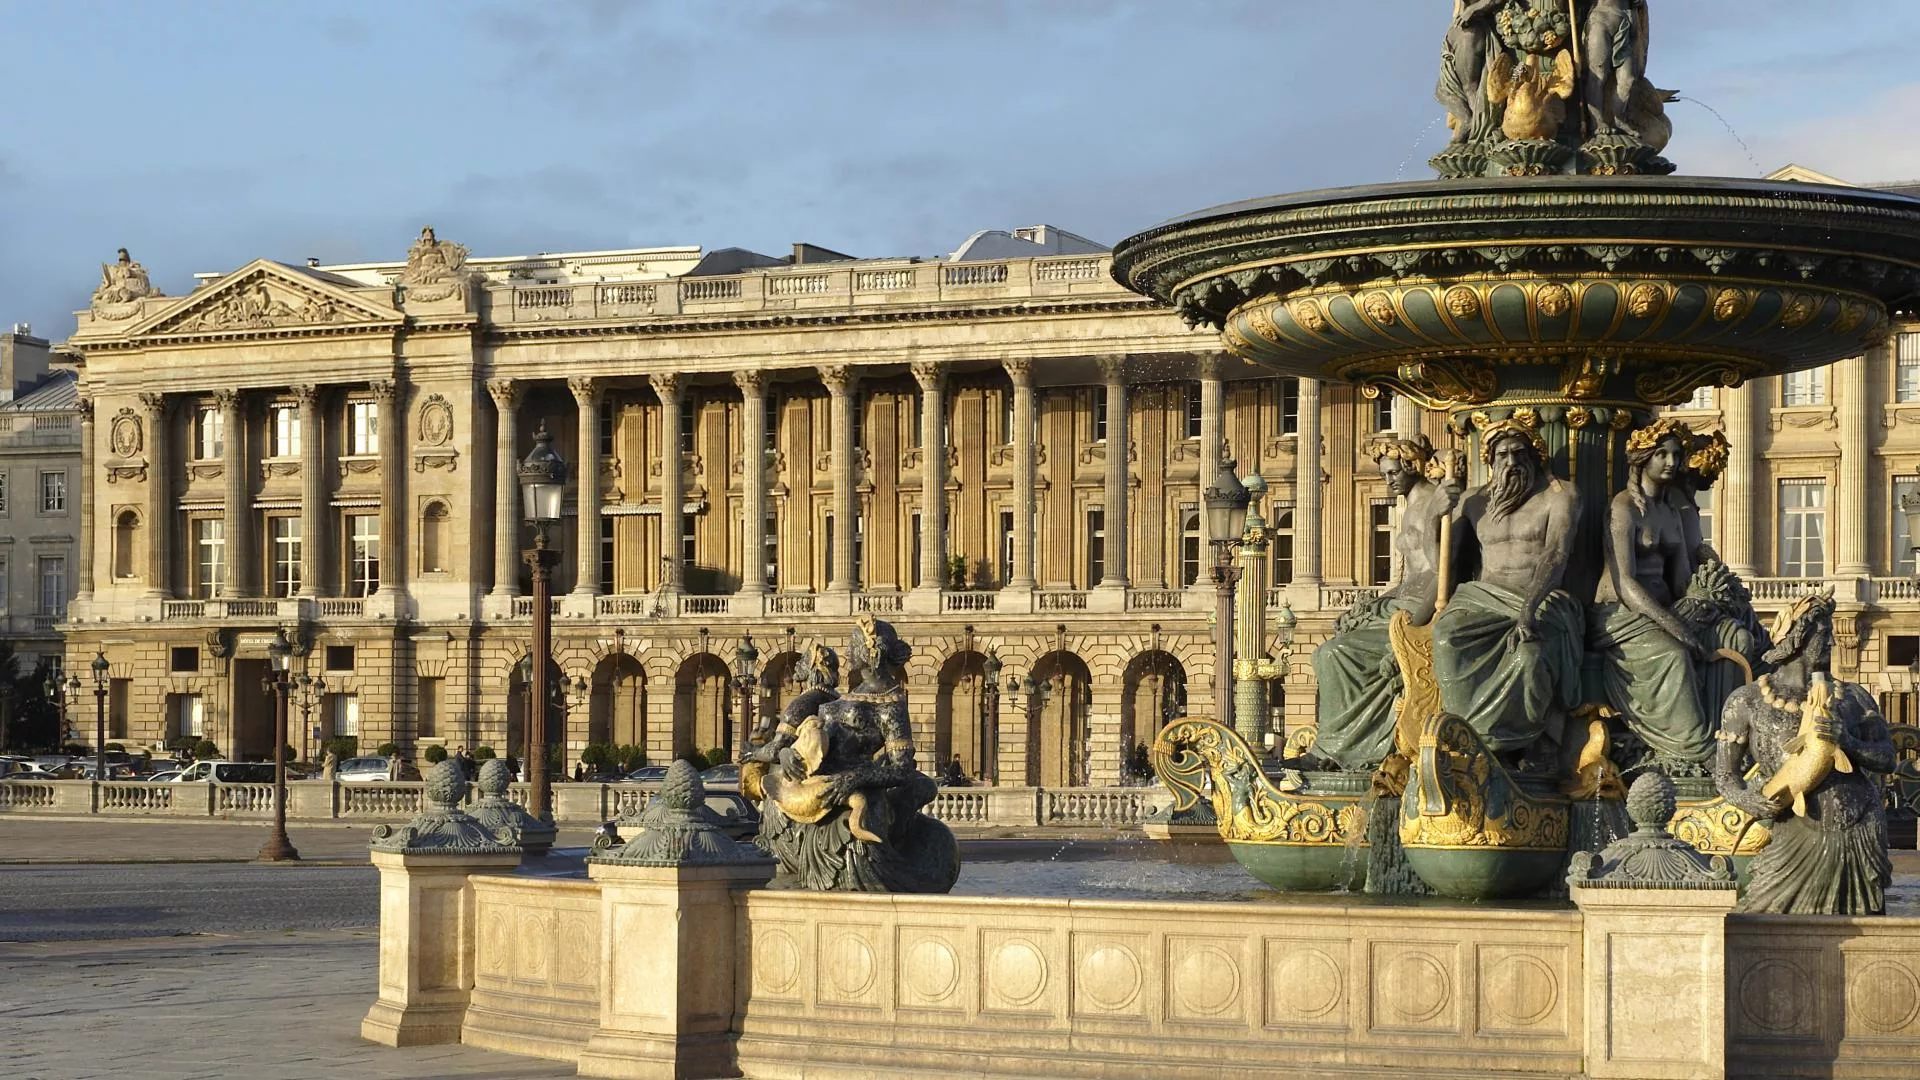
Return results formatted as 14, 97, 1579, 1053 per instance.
1379, 952, 1451, 1023
1173, 944, 1241, 1016
827, 933, 877, 998
1080, 945, 1144, 1011
756, 930, 800, 995
1270, 948, 1342, 1019
479, 908, 511, 977
905, 939, 960, 1003
418, 395, 454, 446
1484, 953, 1558, 1028
990, 939, 1048, 1007
110, 411, 142, 458
1850, 961, 1920, 1034
1739, 958, 1813, 1033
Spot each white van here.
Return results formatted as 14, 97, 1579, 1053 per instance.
171, 761, 277, 784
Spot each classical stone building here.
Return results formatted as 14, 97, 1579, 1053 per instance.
0, 326, 81, 677
53, 177, 1920, 781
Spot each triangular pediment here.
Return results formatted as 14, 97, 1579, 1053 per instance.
1767, 163, 1853, 187
129, 260, 403, 338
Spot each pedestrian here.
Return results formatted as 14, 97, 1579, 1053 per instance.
572, 761, 586, 783
387, 754, 401, 782
321, 749, 338, 782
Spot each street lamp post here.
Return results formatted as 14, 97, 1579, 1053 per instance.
1203, 460, 1252, 724
258, 627, 299, 862
518, 422, 566, 825
981, 650, 1001, 785
293, 672, 327, 764
58, 673, 79, 750
734, 635, 760, 760
89, 651, 108, 804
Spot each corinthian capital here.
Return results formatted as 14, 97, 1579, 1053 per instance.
910, 360, 946, 392
75, 394, 94, 420
137, 392, 168, 416
1192, 352, 1224, 380
819, 365, 857, 396
568, 375, 602, 406
290, 383, 320, 409
368, 379, 398, 404
732, 368, 765, 395
1096, 354, 1128, 383
1002, 358, 1034, 386
213, 388, 243, 413
485, 378, 520, 409
650, 372, 682, 401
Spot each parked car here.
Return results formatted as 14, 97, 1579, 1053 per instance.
700, 763, 741, 786
623, 766, 671, 783
146, 769, 182, 783
335, 756, 396, 783
75, 763, 141, 780
170, 761, 277, 784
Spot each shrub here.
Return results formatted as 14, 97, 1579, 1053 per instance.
321, 736, 358, 761
579, 743, 613, 771
472, 745, 497, 761
61, 743, 89, 756
165, 736, 198, 753
376, 741, 400, 758
423, 744, 448, 765
193, 739, 221, 759
280, 744, 298, 765
702, 747, 729, 770
615, 743, 647, 773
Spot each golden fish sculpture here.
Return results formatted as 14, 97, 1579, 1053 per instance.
1762, 672, 1852, 818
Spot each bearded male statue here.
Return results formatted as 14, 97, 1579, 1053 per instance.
1308, 435, 1459, 771
1431, 421, 1583, 767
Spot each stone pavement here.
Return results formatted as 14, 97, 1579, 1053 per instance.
0, 930, 573, 1080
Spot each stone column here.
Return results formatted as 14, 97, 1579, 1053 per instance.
372, 379, 404, 602
913, 360, 948, 596
1292, 378, 1324, 588
1391, 393, 1420, 437
651, 373, 685, 592
1197, 355, 1225, 551
1835, 352, 1872, 580
139, 393, 171, 598
1005, 359, 1037, 591
1720, 381, 1758, 579
217, 389, 249, 597
294, 385, 324, 598
734, 370, 768, 596
487, 379, 521, 600
822, 365, 858, 594
570, 376, 603, 597
1098, 355, 1130, 589
75, 395, 95, 603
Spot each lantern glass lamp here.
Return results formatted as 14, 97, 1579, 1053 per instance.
90, 650, 109, 690
735, 635, 760, 682
1275, 601, 1298, 645
982, 650, 1002, 684
518, 423, 568, 527
267, 627, 293, 673
1204, 459, 1251, 544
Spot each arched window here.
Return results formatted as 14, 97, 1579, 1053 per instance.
421, 501, 450, 574
113, 509, 139, 580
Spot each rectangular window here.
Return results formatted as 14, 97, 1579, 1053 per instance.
0, 472, 10, 512
765, 398, 780, 454
39, 471, 65, 513
270, 517, 302, 598
37, 556, 66, 617
1899, 333, 1920, 404
854, 512, 866, 586
1782, 369, 1826, 407
910, 511, 922, 588
908, 393, 923, 449
194, 518, 225, 599
1896, 476, 1920, 576
170, 646, 200, 674
1181, 507, 1201, 587
681, 511, 696, 566
999, 510, 1015, 584
0, 555, 8, 614
1682, 385, 1715, 411
598, 516, 614, 593
1694, 487, 1715, 555
1271, 503, 1295, 585
679, 400, 696, 453
1274, 374, 1305, 432
1087, 508, 1106, 584
349, 401, 379, 455
850, 395, 865, 451
418, 677, 442, 740
1185, 384, 1204, 439
1778, 479, 1827, 577
1889, 635, 1920, 669
598, 400, 616, 457
1374, 391, 1396, 433
1369, 499, 1394, 586
348, 514, 379, 596
325, 645, 356, 672
169, 693, 205, 740
196, 407, 224, 461
109, 679, 130, 740
329, 694, 360, 738
764, 510, 779, 589
270, 404, 301, 458
999, 389, 1014, 445
1092, 391, 1108, 443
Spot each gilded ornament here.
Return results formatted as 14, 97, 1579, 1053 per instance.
1625, 282, 1665, 319
1442, 286, 1481, 319
1536, 282, 1573, 318
1360, 292, 1398, 327
1835, 299, 1868, 334
1509, 405, 1540, 429
1780, 293, 1818, 329
1247, 304, 1281, 343
1669, 795, 1771, 857
1476, 418, 1548, 464
1608, 409, 1635, 431
1712, 288, 1749, 323
1626, 416, 1696, 455
1289, 300, 1329, 333
1152, 718, 1365, 846
1565, 406, 1592, 429
1400, 715, 1569, 851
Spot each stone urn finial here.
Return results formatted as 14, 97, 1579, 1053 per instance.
592, 759, 766, 868
425, 759, 469, 809
477, 757, 512, 800
371, 760, 517, 855
469, 756, 556, 855
1567, 767, 1734, 891
1624, 769, 1677, 836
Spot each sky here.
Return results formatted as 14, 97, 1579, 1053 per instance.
4, 0, 1920, 342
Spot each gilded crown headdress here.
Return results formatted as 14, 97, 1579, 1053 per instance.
1625, 416, 1696, 456
1688, 429, 1731, 484
1477, 419, 1549, 465
1765, 586, 1836, 651
1367, 433, 1435, 469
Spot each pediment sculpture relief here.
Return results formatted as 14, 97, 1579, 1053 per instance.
399, 227, 472, 301
174, 279, 344, 332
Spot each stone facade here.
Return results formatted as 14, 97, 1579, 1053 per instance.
53, 207, 1920, 783
0, 353, 83, 678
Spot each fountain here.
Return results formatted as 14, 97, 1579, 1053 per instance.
1120, 0, 1920, 904
360, 7, 1920, 1078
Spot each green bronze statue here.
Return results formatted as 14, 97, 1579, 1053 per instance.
1714, 591, 1894, 915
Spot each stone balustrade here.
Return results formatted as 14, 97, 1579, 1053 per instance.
0, 779, 1165, 829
